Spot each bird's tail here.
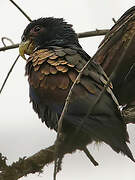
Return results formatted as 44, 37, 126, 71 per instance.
63, 114, 135, 163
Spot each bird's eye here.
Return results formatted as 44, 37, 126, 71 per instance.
34, 26, 41, 32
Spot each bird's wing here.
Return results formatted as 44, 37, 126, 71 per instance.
26, 47, 116, 104
94, 6, 135, 105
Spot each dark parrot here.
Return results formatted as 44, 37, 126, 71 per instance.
94, 6, 135, 106
19, 17, 135, 162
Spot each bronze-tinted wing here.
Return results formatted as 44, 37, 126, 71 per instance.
26, 47, 115, 105
94, 6, 135, 105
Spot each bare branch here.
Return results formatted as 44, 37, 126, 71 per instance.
112, 18, 117, 24
0, 36, 20, 94
1, 37, 14, 47
0, 37, 17, 51
0, 145, 54, 180
0, 44, 19, 51
0, 55, 20, 94
77, 29, 109, 38
0, 145, 77, 180
9, 0, 32, 22
83, 147, 99, 166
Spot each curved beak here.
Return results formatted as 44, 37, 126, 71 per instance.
19, 39, 35, 60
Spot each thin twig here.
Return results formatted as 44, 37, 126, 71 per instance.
0, 37, 19, 94
77, 29, 109, 38
83, 147, 99, 166
0, 43, 19, 51
0, 55, 20, 94
53, 57, 92, 180
112, 18, 117, 24
9, 0, 32, 22
1, 37, 14, 47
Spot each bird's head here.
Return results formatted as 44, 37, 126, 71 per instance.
19, 17, 80, 59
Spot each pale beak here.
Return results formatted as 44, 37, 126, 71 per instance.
19, 39, 35, 60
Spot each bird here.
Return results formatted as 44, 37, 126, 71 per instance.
94, 6, 135, 107
19, 17, 135, 163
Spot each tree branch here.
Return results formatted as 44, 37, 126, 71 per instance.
1, 37, 14, 47
77, 29, 109, 38
0, 43, 19, 51
0, 145, 55, 180
0, 145, 76, 180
